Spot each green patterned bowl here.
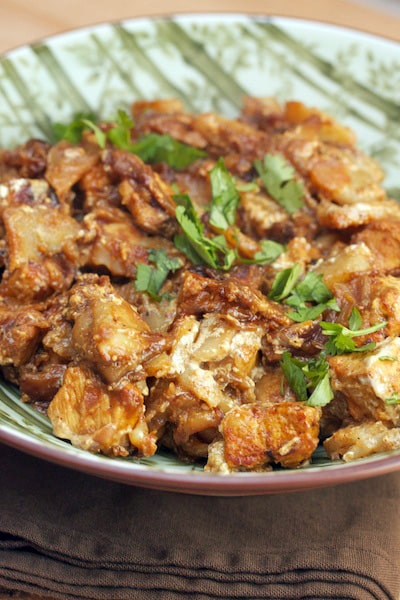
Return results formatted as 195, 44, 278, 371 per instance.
2, 13, 400, 495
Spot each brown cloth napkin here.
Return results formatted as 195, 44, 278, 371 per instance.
0, 443, 400, 600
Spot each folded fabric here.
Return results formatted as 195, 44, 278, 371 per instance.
1, 444, 400, 600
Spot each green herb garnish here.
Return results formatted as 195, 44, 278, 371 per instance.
209, 158, 240, 230
268, 265, 339, 322
52, 110, 206, 170
106, 109, 135, 150
52, 112, 99, 144
268, 264, 302, 302
134, 248, 181, 301
131, 133, 206, 170
280, 352, 333, 407
320, 308, 387, 355
174, 194, 236, 270
252, 240, 285, 265
254, 153, 305, 214
385, 393, 400, 405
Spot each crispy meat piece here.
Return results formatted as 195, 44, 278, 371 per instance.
316, 196, 400, 229
78, 162, 120, 210
103, 148, 178, 236
192, 112, 271, 177
0, 178, 53, 216
67, 275, 162, 384
324, 421, 400, 462
332, 274, 400, 342
132, 99, 208, 149
177, 271, 291, 329
311, 242, 375, 288
0, 304, 49, 367
0, 203, 81, 301
80, 204, 177, 278
146, 380, 223, 459
206, 401, 321, 472
241, 98, 356, 147
0, 139, 49, 182
350, 220, 400, 273
328, 337, 400, 425
48, 365, 156, 457
45, 140, 100, 205
254, 366, 297, 404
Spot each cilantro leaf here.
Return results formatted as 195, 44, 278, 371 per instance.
320, 319, 387, 355
280, 352, 308, 403
235, 181, 259, 192
307, 372, 333, 407
51, 111, 206, 170
269, 266, 339, 322
280, 351, 333, 407
348, 306, 363, 331
291, 271, 336, 306
385, 393, 400, 405
286, 303, 333, 323
209, 158, 240, 230
132, 133, 206, 170
52, 112, 99, 144
106, 109, 135, 150
134, 248, 180, 301
268, 264, 302, 302
174, 194, 236, 270
81, 119, 107, 148
254, 153, 305, 214
252, 240, 285, 265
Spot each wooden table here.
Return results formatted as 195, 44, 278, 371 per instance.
1, 0, 400, 598
0, 0, 400, 53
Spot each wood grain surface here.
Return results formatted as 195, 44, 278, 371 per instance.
0, 0, 400, 54
1, 0, 400, 598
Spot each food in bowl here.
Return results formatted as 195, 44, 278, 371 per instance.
1, 96, 400, 473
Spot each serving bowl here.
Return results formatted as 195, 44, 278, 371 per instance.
1, 13, 400, 495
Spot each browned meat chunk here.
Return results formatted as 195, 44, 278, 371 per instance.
67, 275, 161, 384
324, 421, 400, 462
206, 401, 321, 472
328, 338, 400, 425
48, 365, 156, 457
0, 203, 81, 301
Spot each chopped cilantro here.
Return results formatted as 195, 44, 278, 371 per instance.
80, 119, 107, 148
235, 180, 259, 193
268, 264, 302, 302
134, 248, 181, 301
106, 109, 135, 150
131, 133, 206, 170
52, 112, 99, 144
280, 351, 333, 407
209, 158, 240, 230
254, 153, 305, 214
285, 271, 339, 322
252, 240, 285, 265
280, 352, 308, 403
385, 393, 400, 405
348, 306, 363, 331
268, 265, 339, 322
307, 372, 334, 407
320, 315, 387, 356
174, 194, 236, 270
52, 110, 206, 170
